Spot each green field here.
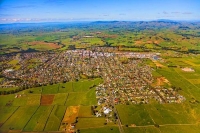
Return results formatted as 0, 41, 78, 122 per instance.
23, 106, 53, 131
44, 105, 66, 131
76, 118, 113, 129
79, 126, 120, 133
78, 106, 94, 117
0, 106, 19, 126
0, 106, 38, 132
0, 78, 105, 132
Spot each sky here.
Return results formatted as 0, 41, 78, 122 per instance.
0, 0, 200, 23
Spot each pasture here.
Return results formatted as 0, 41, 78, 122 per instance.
79, 126, 120, 133
0, 106, 38, 132
23, 106, 53, 131
44, 105, 66, 131
76, 118, 109, 129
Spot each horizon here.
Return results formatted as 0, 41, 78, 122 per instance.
0, 0, 200, 24
1, 19, 200, 25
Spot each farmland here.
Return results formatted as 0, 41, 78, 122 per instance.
0, 78, 112, 133
0, 21, 200, 133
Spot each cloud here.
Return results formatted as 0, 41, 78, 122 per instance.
182, 12, 193, 14
12, 5, 36, 8
0, 13, 15, 16
119, 13, 126, 16
163, 11, 168, 14
171, 12, 180, 14
44, 0, 65, 6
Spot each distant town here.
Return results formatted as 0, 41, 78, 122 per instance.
1, 47, 185, 111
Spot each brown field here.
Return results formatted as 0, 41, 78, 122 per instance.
181, 67, 195, 72
60, 106, 80, 131
152, 76, 170, 87
134, 40, 143, 45
156, 77, 170, 86
152, 60, 165, 68
28, 41, 61, 49
62, 106, 80, 123
40, 95, 55, 105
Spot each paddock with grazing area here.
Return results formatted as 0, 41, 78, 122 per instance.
40, 95, 55, 105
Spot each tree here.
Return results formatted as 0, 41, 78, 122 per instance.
68, 45, 76, 50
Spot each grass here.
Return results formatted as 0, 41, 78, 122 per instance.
116, 105, 154, 126
23, 105, 53, 131
0, 94, 41, 106
65, 92, 85, 106
22, 86, 43, 94
159, 125, 200, 133
123, 127, 160, 133
0, 94, 16, 106
0, 106, 38, 132
79, 126, 120, 133
52, 93, 68, 105
58, 82, 73, 93
76, 118, 107, 129
44, 105, 66, 131
42, 84, 59, 94
78, 106, 93, 117
0, 106, 19, 125
81, 88, 97, 105
145, 103, 196, 125
156, 67, 200, 101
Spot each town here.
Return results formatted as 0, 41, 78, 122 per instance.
1, 47, 185, 107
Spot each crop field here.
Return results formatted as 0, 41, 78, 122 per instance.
123, 126, 160, 133
0, 94, 41, 106
42, 84, 59, 94
52, 93, 68, 105
0, 106, 19, 127
23, 106, 53, 131
116, 105, 154, 126
44, 105, 66, 131
40, 95, 55, 105
76, 118, 114, 129
0, 106, 38, 132
78, 106, 93, 117
79, 126, 120, 133
0, 78, 104, 132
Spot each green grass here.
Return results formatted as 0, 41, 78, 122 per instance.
76, 118, 108, 129
42, 84, 59, 94
58, 82, 73, 93
0, 106, 38, 132
44, 105, 66, 131
79, 126, 120, 133
23, 105, 53, 131
81, 88, 97, 105
0, 94, 16, 106
123, 126, 160, 133
73, 79, 102, 92
65, 92, 85, 106
145, 103, 196, 125
78, 106, 93, 117
116, 105, 154, 126
156, 68, 200, 101
65, 88, 97, 106
159, 125, 200, 133
22, 86, 43, 94
0, 106, 19, 125
0, 94, 41, 106
52, 93, 68, 105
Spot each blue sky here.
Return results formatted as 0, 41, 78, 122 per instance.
0, 0, 200, 23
